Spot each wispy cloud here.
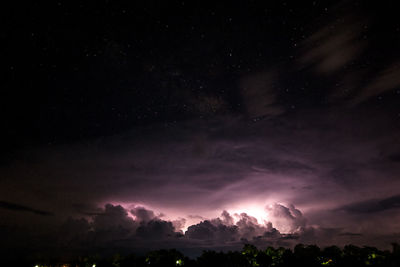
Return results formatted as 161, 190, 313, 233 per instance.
0, 201, 54, 216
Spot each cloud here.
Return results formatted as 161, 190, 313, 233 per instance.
0, 201, 54, 216
2, 199, 399, 259
136, 219, 178, 239
339, 232, 363, 237
266, 204, 306, 233
1, 108, 399, 252
60, 204, 313, 251
235, 212, 271, 240
131, 206, 157, 222
172, 218, 186, 232
185, 206, 310, 247
352, 63, 400, 105
299, 15, 367, 74
92, 204, 137, 231
220, 210, 234, 225
339, 195, 400, 213
239, 70, 284, 118
295, 8, 399, 107
185, 220, 238, 241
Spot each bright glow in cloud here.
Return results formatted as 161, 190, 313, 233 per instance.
228, 205, 270, 226
106, 199, 308, 236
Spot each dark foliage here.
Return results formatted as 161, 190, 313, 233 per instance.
8, 243, 400, 267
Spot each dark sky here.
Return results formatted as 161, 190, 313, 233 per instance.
1, 0, 400, 260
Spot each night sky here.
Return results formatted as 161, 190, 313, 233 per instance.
2, 0, 400, 259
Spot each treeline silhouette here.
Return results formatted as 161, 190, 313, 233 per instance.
20, 243, 400, 267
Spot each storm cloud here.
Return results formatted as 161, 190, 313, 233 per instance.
1, 109, 400, 253
3, 203, 344, 256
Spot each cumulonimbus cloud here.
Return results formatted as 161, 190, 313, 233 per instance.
48, 202, 339, 254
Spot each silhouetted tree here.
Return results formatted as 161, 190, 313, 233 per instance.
23, 243, 400, 267
144, 249, 186, 267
